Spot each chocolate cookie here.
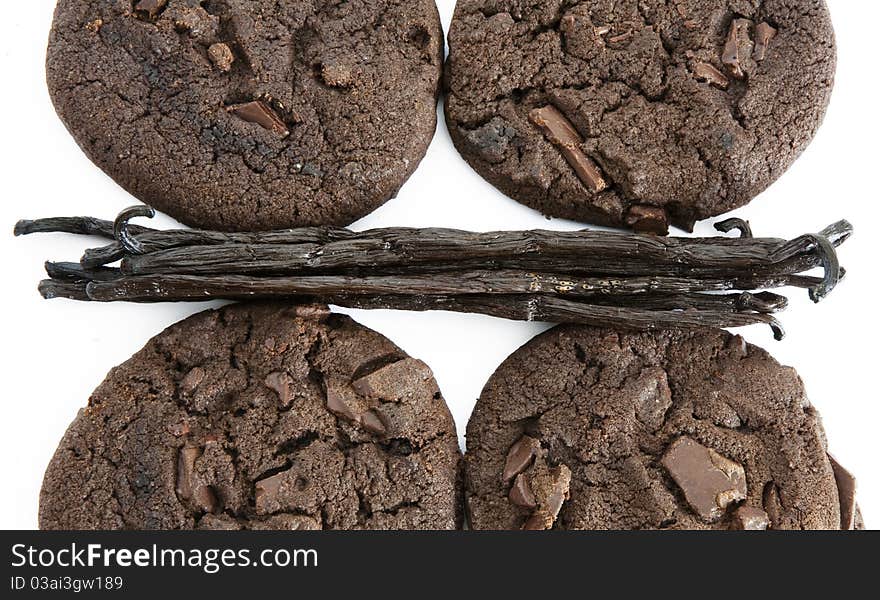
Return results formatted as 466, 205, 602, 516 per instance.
465, 326, 859, 530
445, 1, 836, 233
40, 303, 462, 530
47, 0, 444, 231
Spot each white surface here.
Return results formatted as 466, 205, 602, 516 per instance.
0, 1, 876, 530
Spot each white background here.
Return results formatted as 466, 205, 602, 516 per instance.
1, 1, 876, 530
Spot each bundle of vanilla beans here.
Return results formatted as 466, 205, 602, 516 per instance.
15, 206, 853, 340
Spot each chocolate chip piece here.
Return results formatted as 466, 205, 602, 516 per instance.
254, 472, 285, 514
754, 23, 778, 62
508, 473, 537, 509
264, 372, 294, 408
828, 454, 857, 530
502, 435, 541, 483
661, 436, 747, 523
521, 514, 546, 530
545, 466, 570, 517
762, 482, 784, 528
325, 382, 361, 423
722, 20, 747, 79
360, 410, 387, 437
227, 101, 289, 137
179, 367, 206, 394
628, 368, 673, 430
134, 0, 167, 20
529, 105, 608, 194
626, 205, 669, 235
351, 358, 433, 401
85, 19, 103, 33
693, 62, 730, 90
176, 445, 217, 513
730, 506, 770, 530
520, 464, 571, 530
208, 43, 235, 72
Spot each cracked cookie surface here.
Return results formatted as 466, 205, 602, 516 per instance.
465, 325, 856, 530
47, 0, 444, 231
445, 0, 836, 232
40, 303, 462, 530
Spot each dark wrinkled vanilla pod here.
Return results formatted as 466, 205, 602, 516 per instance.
15, 207, 851, 340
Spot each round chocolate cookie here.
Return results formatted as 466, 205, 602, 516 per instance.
40, 303, 462, 530
445, 1, 836, 233
465, 326, 858, 530
47, 0, 444, 231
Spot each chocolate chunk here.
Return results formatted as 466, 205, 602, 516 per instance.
520, 464, 571, 530
762, 482, 783, 528
502, 435, 541, 483
629, 367, 673, 430
351, 358, 433, 401
208, 43, 235, 72
508, 473, 537, 509
325, 382, 361, 423
134, 0, 167, 20
722, 20, 746, 79
626, 205, 669, 235
265, 372, 295, 408
254, 472, 286, 513
545, 466, 570, 517
521, 514, 546, 530
360, 410, 388, 437
661, 436, 747, 522
176, 445, 217, 513
227, 101, 289, 137
529, 105, 608, 193
693, 62, 730, 90
828, 454, 857, 530
179, 366, 205, 394
85, 19, 103, 33
730, 506, 770, 530
754, 22, 778, 62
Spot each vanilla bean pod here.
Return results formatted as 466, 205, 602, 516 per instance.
19, 210, 852, 339
314, 294, 787, 341
14, 216, 154, 239
36, 280, 783, 339
116, 233, 832, 278
44, 262, 121, 282
77, 271, 794, 310
41, 259, 836, 293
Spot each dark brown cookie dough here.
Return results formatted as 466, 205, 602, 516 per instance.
445, 0, 836, 232
465, 326, 858, 530
40, 303, 462, 530
47, 0, 444, 231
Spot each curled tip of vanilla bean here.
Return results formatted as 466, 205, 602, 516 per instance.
39, 279, 90, 301
114, 206, 155, 255
14, 216, 149, 239
820, 220, 854, 248
737, 291, 789, 313
769, 319, 786, 342
806, 234, 842, 303
714, 218, 753, 239
13, 220, 35, 236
